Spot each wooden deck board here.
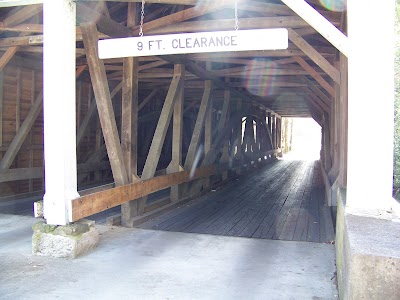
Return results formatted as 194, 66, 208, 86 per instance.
184, 161, 290, 234
137, 160, 335, 244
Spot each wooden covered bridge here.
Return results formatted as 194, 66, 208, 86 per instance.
0, 0, 398, 299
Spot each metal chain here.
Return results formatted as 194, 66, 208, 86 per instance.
139, 0, 145, 37
234, 0, 239, 31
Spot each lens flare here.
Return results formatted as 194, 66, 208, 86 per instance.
245, 59, 277, 97
319, 0, 346, 12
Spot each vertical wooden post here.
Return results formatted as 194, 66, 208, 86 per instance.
251, 118, 257, 161
323, 113, 332, 170
204, 85, 213, 188
257, 120, 263, 153
220, 80, 231, 180
328, 61, 340, 180
121, 6, 138, 181
338, 53, 348, 188
203, 62, 213, 188
235, 99, 243, 174
95, 114, 102, 182
170, 64, 185, 202
347, 0, 394, 211
243, 116, 253, 160
271, 115, 276, 149
15, 68, 21, 132
29, 70, 35, 192
43, 0, 79, 225
81, 22, 129, 187
268, 112, 272, 140
76, 81, 82, 129
278, 118, 282, 149
121, 3, 140, 226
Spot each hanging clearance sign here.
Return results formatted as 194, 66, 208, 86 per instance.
98, 28, 288, 59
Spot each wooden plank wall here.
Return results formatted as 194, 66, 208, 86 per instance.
0, 64, 112, 198
0, 65, 43, 197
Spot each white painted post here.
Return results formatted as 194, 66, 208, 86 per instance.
43, 0, 79, 225
346, 1, 394, 213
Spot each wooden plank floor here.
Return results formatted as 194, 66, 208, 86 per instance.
138, 160, 335, 244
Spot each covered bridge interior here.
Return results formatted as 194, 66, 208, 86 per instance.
0, 0, 398, 299
0, 0, 344, 220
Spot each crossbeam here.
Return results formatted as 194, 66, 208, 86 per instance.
281, 0, 348, 57
71, 165, 216, 221
0, 0, 42, 8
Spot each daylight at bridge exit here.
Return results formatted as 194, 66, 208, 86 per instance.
0, 0, 399, 299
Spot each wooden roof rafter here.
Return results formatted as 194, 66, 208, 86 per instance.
0, 0, 348, 119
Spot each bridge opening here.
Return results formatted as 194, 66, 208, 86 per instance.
281, 118, 322, 161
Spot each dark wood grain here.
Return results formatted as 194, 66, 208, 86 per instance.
138, 160, 335, 243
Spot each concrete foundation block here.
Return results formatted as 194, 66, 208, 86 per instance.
336, 191, 400, 300
32, 220, 99, 258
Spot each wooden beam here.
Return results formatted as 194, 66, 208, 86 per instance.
2, 4, 42, 27
184, 80, 212, 171
293, 56, 335, 97
0, 46, 18, 70
306, 90, 328, 113
81, 22, 129, 186
76, 65, 86, 78
163, 56, 280, 117
289, 29, 340, 84
76, 97, 96, 147
170, 64, 185, 202
77, 3, 133, 38
15, 67, 21, 132
304, 100, 322, 126
0, 161, 112, 183
0, 0, 42, 7
299, 75, 331, 108
132, 2, 226, 35
187, 110, 246, 196
0, 167, 43, 183
121, 56, 139, 182
141, 74, 182, 179
338, 53, 347, 187
204, 89, 213, 186
281, 0, 348, 56
0, 34, 31, 66
0, 91, 42, 170
78, 144, 108, 184
138, 70, 183, 213
121, 2, 140, 227
76, 2, 280, 116
220, 80, 231, 180
148, 17, 309, 35
305, 95, 323, 117
71, 165, 216, 222
28, 69, 35, 191
138, 89, 159, 111
77, 81, 122, 147
243, 116, 253, 156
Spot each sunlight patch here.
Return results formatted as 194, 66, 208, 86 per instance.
319, 0, 346, 12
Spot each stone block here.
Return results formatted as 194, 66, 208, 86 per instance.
336, 190, 400, 300
32, 221, 99, 258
